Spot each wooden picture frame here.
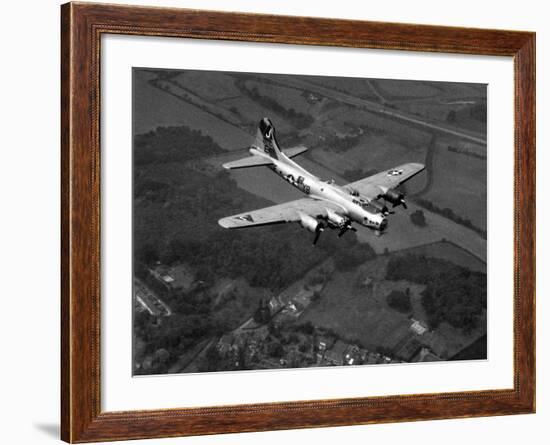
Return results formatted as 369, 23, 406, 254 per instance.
61, 2, 535, 442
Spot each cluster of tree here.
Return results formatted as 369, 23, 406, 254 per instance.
415, 198, 486, 239
267, 340, 284, 358
161, 228, 327, 290
196, 321, 320, 373
322, 133, 362, 153
450, 334, 487, 361
468, 103, 487, 122
446, 110, 457, 123
151, 193, 373, 288
306, 271, 326, 288
133, 171, 339, 373
253, 299, 271, 324
446, 103, 487, 131
409, 209, 427, 227
132, 119, 380, 374
133, 279, 263, 375
229, 106, 241, 117
197, 345, 241, 373
235, 80, 313, 129
331, 237, 376, 271
265, 323, 314, 363
386, 289, 412, 314
300, 89, 321, 103
133, 310, 216, 375
447, 145, 487, 161
134, 179, 171, 203
386, 255, 487, 333
134, 166, 265, 263
146, 69, 180, 81
134, 125, 224, 166
292, 321, 315, 336
341, 122, 385, 136
134, 271, 273, 374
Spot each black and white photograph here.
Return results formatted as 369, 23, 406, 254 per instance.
2, 0, 545, 442
132, 68, 487, 376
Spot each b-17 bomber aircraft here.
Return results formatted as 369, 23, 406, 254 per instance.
218, 118, 425, 245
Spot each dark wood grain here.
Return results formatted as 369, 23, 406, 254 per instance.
60, 2, 536, 442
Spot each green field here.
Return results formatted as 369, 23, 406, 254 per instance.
173, 71, 242, 101
373, 79, 486, 101
422, 138, 487, 228
249, 80, 312, 114
133, 70, 251, 149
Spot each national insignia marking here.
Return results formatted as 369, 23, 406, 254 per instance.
236, 214, 254, 222
388, 169, 403, 176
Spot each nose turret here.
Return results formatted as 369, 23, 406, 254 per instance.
362, 211, 388, 232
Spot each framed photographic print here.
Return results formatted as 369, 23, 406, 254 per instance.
61, 2, 535, 442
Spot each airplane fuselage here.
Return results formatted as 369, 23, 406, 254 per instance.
249, 147, 387, 232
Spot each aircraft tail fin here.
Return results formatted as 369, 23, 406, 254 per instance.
253, 117, 282, 160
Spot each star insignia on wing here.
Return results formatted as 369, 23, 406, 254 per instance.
235, 214, 254, 222
387, 169, 404, 176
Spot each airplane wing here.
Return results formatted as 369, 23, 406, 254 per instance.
346, 163, 425, 198
223, 155, 273, 170
218, 198, 341, 229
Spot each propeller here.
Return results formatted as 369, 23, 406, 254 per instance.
337, 222, 356, 238
392, 198, 407, 209
312, 225, 325, 245
378, 190, 407, 211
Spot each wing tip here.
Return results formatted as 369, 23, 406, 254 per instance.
218, 218, 233, 228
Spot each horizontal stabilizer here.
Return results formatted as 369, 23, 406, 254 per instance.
222, 155, 273, 170
283, 146, 308, 158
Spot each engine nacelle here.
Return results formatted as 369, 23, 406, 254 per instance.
326, 209, 347, 228
299, 214, 323, 233
381, 188, 405, 206
369, 200, 389, 215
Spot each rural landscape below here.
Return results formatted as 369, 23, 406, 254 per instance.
132, 68, 487, 375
